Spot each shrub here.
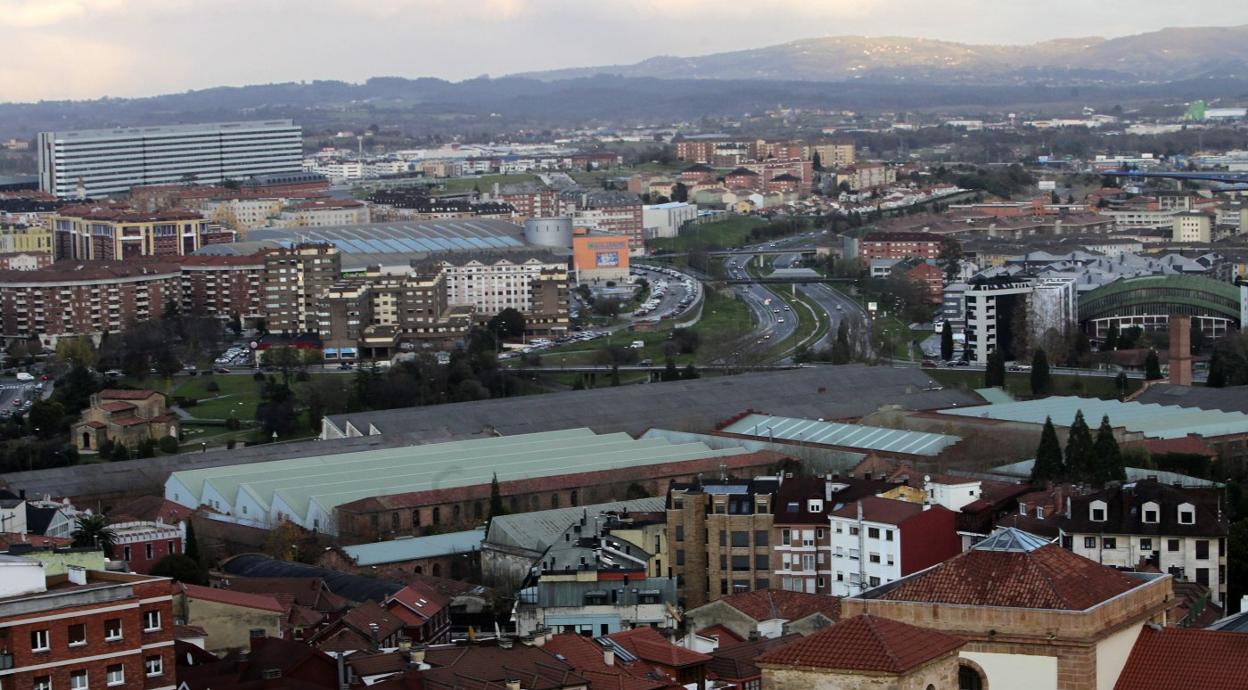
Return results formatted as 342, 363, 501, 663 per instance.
205, 380, 220, 393
158, 435, 180, 454
135, 438, 158, 458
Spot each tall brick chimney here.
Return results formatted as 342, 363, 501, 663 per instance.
1169, 315, 1192, 386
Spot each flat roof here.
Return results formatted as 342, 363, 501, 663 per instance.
42, 120, 298, 140
721, 414, 959, 457
343, 530, 485, 566
247, 219, 533, 269
938, 396, 1248, 440
168, 429, 748, 527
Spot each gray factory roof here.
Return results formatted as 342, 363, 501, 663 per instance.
938, 396, 1248, 440
167, 428, 745, 531
720, 413, 960, 457
323, 365, 984, 442
247, 219, 529, 269
343, 530, 485, 566
221, 554, 402, 603
1133, 384, 1248, 415
485, 497, 666, 556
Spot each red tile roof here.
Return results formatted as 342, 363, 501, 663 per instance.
828, 496, 925, 525
180, 583, 286, 613
605, 628, 711, 669
0, 533, 73, 549
99, 400, 136, 412
542, 634, 672, 690
757, 615, 963, 674
109, 495, 193, 524
872, 544, 1141, 610
1114, 626, 1248, 690
100, 389, 161, 400
1142, 435, 1217, 458
715, 589, 842, 623
696, 625, 745, 649
386, 582, 447, 621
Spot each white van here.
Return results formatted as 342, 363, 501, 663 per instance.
15, 372, 34, 382
630, 340, 645, 349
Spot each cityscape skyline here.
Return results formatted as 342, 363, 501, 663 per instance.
2, 0, 1247, 101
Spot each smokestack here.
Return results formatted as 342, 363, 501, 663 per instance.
410, 644, 426, 666
604, 649, 615, 667
67, 566, 87, 586
249, 629, 266, 653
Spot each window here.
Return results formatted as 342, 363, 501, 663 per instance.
1179, 509, 1195, 525
885, 529, 894, 541
31, 628, 50, 652
34, 677, 52, 690
105, 618, 122, 641
755, 554, 769, 570
1140, 538, 1153, 552
1196, 540, 1210, 560
781, 528, 791, 545
1084, 537, 1096, 549
869, 553, 881, 564
412, 509, 421, 527
868, 576, 880, 587
867, 527, 880, 539
1195, 568, 1210, 587
144, 610, 161, 631
1168, 539, 1181, 552
432, 507, 440, 525
731, 531, 749, 548
69, 622, 87, 646
391, 512, 399, 530
70, 671, 88, 690
1143, 509, 1158, 523
145, 543, 154, 560
1102, 537, 1117, 550
719, 531, 727, 547
675, 526, 684, 542
1091, 507, 1106, 521
145, 655, 164, 677
816, 528, 824, 540
676, 549, 685, 566
731, 555, 750, 571
123, 545, 132, 561
754, 530, 769, 547
107, 665, 124, 686
551, 493, 560, 508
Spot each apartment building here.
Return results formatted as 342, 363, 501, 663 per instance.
428, 252, 568, 318
826, 497, 960, 597
514, 511, 676, 637
568, 192, 645, 253
1060, 479, 1229, 605
837, 164, 896, 191
666, 477, 780, 610
741, 158, 815, 195
318, 270, 463, 359
109, 520, 184, 575
1171, 210, 1213, 242
858, 231, 942, 263
196, 197, 284, 233
0, 262, 182, 346
178, 254, 264, 321
0, 224, 53, 255
0, 559, 177, 690
38, 120, 302, 198
261, 244, 342, 334
812, 142, 856, 168
51, 207, 218, 261
962, 278, 1035, 365
642, 201, 698, 239
499, 189, 561, 222
273, 199, 371, 228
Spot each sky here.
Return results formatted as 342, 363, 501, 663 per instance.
2, 0, 1245, 102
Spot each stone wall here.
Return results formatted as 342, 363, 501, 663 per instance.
761, 652, 959, 690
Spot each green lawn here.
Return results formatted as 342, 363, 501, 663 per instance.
440, 174, 539, 193
927, 369, 1142, 400
872, 316, 917, 362
648, 217, 768, 253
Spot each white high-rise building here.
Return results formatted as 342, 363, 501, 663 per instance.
38, 120, 302, 198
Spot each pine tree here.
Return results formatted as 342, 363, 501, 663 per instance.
1064, 410, 1095, 484
940, 324, 954, 362
1030, 348, 1052, 396
488, 472, 506, 521
1145, 349, 1163, 380
985, 349, 1006, 387
1031, 416, 1064, 483
185, 519, 203, 567
1207, 349, 1228, 388
1104, 324, 1119, 351
1091, 415, 1126, 486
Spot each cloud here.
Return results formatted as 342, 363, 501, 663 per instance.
0, 30, 136, 100
0, 0, 124, 27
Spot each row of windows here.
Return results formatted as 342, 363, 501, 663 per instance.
1082, 536, 1214, 559
28, 656, 164, 689
30, 611, 160, 652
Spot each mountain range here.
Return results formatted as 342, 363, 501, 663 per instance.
514, 25, 1248, 84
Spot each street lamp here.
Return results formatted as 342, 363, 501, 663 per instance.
272, 431, 278, 444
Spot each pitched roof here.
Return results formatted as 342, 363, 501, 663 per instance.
828, 496, 927, 525
99, 400, 136, 412
713, 589, 842, 623
180, 583, 286, 614
1114, 626, 1248, 690
99, 389, 160, 400
108, 495, 194, 524
864, 541, 1142, 610
385, 582, 447, 621
757, 615, 963, 674
1063, 479, 1228, 538
706, 634, 800, 681
696, 625, 745, 649
542, 634, 672, 690
605, 628, 711, 668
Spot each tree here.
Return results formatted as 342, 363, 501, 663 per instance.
27, 399, 65, 438
1091, 415, 1126, 485
1104, 324, 1119, 351
72, 514, 116, 552
985, 349, 1006, 388
55, 336, 98, 370
185, 519, 203, 567
940, 323, 954, 362
938, 238, 962, 285
110, 443, 131, 462
1031, 417, 1064, 483
149, 553, 208, 585
488, 308, 527, 341
229, 312, 243, 336
488, 472, 506, 522
158, 435, 180, 454
661, 359, 680, 382
1115, 371, 1130, 397
1190, 320, 1208, 355
681, 363, 700, 380
812, 151, 823, 171
256, 380, 298, 439
1064, 410, 1095, 484
1208, 349, 1228, 388
832, 319, 853, 364
261, 347, 302, 384
1030, 348, 1052, 397
1144, 349, 1163, 380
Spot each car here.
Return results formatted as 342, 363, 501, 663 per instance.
214, 366, 231, 374
15, 372, 34, 382
921, 359, 938, 367
784, 306, 791, 311
777, 318, 785, 323
955, 360, 970, 367
338, 362, 354, 370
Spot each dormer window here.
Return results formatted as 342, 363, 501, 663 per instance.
1178, 503, 1195, 525
1036, 507, 1044, 520
1019, 503, 1027, 516
1142, 502, 1160, 524
807, 499, 823, 513
1090, 500, 1107, 522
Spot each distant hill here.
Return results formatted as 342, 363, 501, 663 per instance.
513, 25, 1248, 84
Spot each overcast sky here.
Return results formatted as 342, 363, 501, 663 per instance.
2, 0, 1244, 102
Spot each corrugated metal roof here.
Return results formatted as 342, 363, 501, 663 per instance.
722, 414, 959, 457
939, 396, 1248, 440
343, 529, 485, 566
485, 497, 665, 554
